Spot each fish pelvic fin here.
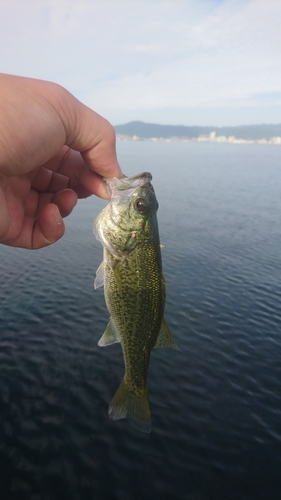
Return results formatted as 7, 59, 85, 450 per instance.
94, 262, 104, 289
154, 318, 178, 349
108, 379, 151, 433
98, 319, 120, 347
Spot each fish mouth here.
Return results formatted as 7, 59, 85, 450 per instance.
104, 172, 152, 198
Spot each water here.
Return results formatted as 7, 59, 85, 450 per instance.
1, 142, 281, 500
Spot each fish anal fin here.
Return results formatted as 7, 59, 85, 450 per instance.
154, 318, 178, 349
108, 379, 151, 433
98, 319, 120, 347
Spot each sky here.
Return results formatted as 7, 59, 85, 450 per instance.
0, 0, 280, 126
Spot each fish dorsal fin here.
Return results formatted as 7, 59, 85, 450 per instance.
94, 262, 104, 289
98, 319, 121, 347
154, 319, 178, 349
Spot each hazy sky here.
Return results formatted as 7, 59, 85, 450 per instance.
1, 0, 280, 126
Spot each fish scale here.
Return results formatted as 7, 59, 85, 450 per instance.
105, 241, 163, 386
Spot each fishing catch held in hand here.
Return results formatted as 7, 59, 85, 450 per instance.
94, 172, 177, 433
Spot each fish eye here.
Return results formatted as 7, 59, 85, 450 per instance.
134, 198, 147, 213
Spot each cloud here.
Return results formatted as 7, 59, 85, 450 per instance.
0, 0, 280, 125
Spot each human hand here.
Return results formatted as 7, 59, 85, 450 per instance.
0, 73, 122, 249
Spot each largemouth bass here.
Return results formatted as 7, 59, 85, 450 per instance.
94, 172, 177, 433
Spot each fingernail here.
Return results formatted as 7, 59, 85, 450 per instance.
53, 206, 63, 225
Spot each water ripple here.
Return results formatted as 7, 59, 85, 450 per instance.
1, 143, 281, 499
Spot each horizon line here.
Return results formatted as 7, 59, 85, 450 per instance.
114, 120, 281, 128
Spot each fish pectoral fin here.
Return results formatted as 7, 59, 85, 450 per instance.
108, 379, 151, 433
154, 318, 178, 349
98, 319, 121, 347
94, 262, 104, 289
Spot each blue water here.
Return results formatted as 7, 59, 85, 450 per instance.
1, 142, 281, 500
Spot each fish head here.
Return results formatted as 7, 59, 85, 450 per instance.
107, 172, 158, 228
95, 172, 159, 257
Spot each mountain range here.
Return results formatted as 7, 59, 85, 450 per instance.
114, 121, 281, 140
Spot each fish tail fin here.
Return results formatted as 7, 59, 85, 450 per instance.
108, 378, 151, 433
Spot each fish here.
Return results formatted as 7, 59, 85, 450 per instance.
94, 172, 177, 433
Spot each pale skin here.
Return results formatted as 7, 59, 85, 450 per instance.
0, 73, 122, 249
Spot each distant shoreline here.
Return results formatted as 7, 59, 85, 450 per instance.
114, 121, 281, 144
116, 133, 281, 145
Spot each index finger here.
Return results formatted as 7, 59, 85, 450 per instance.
0, 75, 122, 181
52, 86, 122, 180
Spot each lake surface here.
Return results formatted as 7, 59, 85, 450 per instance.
1, 141, 281, 500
